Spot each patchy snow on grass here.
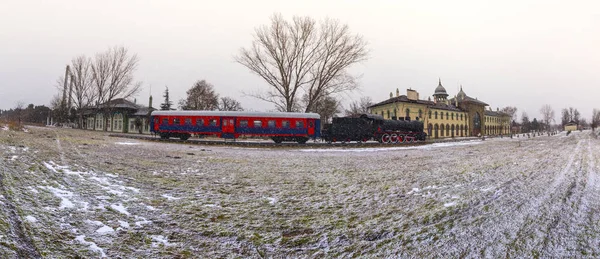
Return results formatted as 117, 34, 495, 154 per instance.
134, 216, 151, 227
41, 186, 74, 209
151, 235, 172, 247
296, 140, 482, 153
75, 235, 106, 258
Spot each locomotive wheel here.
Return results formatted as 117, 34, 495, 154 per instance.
381, 134, 391, 143
390, 134, 399, 144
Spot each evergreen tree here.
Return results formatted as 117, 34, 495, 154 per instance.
160, 86, 173, 110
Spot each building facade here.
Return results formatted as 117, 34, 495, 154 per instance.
82, 98, 155, 134
368, 80, 511, 138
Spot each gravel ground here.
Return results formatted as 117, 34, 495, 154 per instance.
1, 126, 599, 258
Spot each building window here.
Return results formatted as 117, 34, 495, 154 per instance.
429, 110, 432, 119
405, 108, 410, 119
451, 113, 454, 120
419, 109, 423, 120
387, 110, 390, 119
435, 111, 438, 119
446, 112, 449, 120
460, 114, 463, 121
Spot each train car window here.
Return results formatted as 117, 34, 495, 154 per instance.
223, 119, 229, 126
309, 121, 314, 127
209, 119, 217, 126
174, 118, 181, 124
196, 119, 204, 126
282, 120, 290, 128
240, 120, 248, 127
185, 118, 192, 125
253, 120, 262, 128
296, 121, 304, 128
162, 118, 168, 125
268, 120, 275, 128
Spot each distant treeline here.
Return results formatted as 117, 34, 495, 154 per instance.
0, 104, 51, 124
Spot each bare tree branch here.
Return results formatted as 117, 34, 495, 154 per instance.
236, 13, 367, 112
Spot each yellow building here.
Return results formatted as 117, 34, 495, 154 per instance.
564, 122, 577, 131
369, 79, 511, 138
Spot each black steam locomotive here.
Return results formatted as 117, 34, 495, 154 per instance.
321, 114, 427, 143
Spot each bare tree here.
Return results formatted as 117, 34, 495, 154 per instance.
91, 46, 141, 130
219, 97, 244, 111
344, 96, 372, 117
179, 80, 219, 110
236, 13, 368, 112
70, 55, 95, 127
501, 106, 518, 122
539, 104, 555, 132
592, 109, 600, 131
15, 101, 24, 126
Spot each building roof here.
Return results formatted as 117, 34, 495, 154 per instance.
97, 98, 140, 110
368, 95, 462, 112
484, 110, 509, 117
433, 79, 449, 97
368, 95, 433, 108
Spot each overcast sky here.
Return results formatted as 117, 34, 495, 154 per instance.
1, 0, 599, 120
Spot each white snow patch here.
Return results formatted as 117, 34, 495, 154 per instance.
25, 216, 37, 223
1, 126, 8, 131
110, 203, 130, 216
10, 155, 18, 161
126, 187, 140, 193
106, 173, 118, 178
75, 235, 106, 258
146, 205, 157, 211
266, 197, 277, 205
162, 194, 181, 200
115, 142, 140, 145
118, 220, 130, 228
29, 187, 39, 194
96, 225, 115, 235
444, 202, 457, 207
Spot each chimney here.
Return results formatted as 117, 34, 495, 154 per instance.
407, 89, 419, 101
149, 95, 153, 108
396, 88, 400, 97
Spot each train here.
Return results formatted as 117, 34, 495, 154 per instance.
150, 110, 426, 144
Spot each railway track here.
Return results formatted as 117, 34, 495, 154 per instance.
108, 133, 435, 148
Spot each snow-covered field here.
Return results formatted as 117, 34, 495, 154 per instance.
1, 127, 599, 257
